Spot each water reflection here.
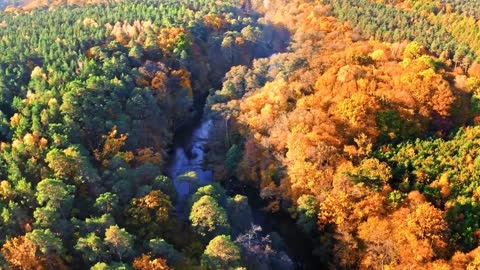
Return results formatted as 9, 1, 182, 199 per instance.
168, 120, 213, 210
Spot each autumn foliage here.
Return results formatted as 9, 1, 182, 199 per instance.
207, 0, 480, 268
3, 0, 480, 268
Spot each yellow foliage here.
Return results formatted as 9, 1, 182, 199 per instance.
0, 180, 12, 199
10, 113, 20, 127
23, 133, 35, 146
370, 49, 386, 61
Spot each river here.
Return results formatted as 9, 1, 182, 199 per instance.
167, 118, 325, 269
167, 119, 213, 214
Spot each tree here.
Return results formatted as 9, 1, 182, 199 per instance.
25, 229, 63, 255
462, 55, 473, 73
104, 225, 134, 261
235, 224, 293, 270
403, 41, 424, 60
227, 194, 252, 234
94, 192, 119, 214
406, 202, 448, 245
241, 25, 261, 43
33, 206, 61, 229
201, 235, 242, 270
189, 195, 231, 241
0, 201, 29, 237
1, 235, 45, 269
349, 158, 392, 188
296, 195, 319, 234
94, 127, 131, 168
225, 144, 242, 174
75, 233, 107, 264
45, 147, 80, 179
85, 213, 116, 235
357, 216, 398, 269
35, 178, 75, 217
132, 254, 172, 270
128, 43, 144, 61
148, 238, 183, 266
126, 190, 174, 240
189, 184, 227, 209
453, 47, 468, 69
153, 176, 177, 203
91, 262, 130, 270
45, 146, 100, 186
221, 35, 235, 63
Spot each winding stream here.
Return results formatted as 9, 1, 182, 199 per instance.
167, 118, 324, 269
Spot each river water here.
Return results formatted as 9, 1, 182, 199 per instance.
167, 119, 213, 213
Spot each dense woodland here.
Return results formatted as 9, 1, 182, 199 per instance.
0, 0, 285, 268
208, 0, 480, 269
1, 0, 480, 269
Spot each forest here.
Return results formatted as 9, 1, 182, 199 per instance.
1, 0, 480, 269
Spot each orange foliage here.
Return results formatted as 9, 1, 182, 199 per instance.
468, 62, 480, 78
134, 148, 163, 166
1, 236, 67, 270
227, 7, 461, 204
157, 27, 190, 55
94, 127, 132, 167
151, 72, 168, 91
209, 2, 470, 267
353, 202, 448, 269
203, 14, 225, 31
2, 236, 42, 269
133, 254, 172, 270
171, 68, 193, 96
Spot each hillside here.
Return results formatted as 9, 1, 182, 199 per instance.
1, 0, 114, 11
208, 0, 480, 268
